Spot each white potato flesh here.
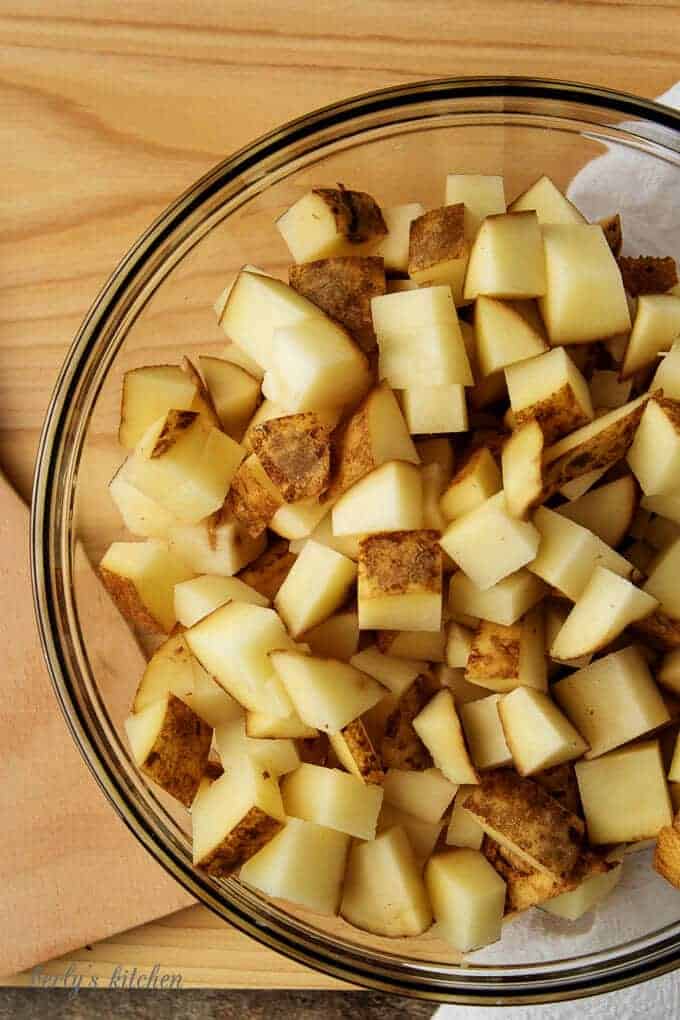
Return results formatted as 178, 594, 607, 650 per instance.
413, 689, 479, 786
125, 699, 169, 766
425, 849, 505, 953
445, 623, 474, 668
174, 574, 268, 628
274, 540, 357, 638
440, 448, 502, 522
641, 492, 680, 527
459, 695, 513, 771
281, 764, 383, 839
215, 716, 300, 778
303, 611, 360, 661
628, 399, 680, 496
269, 498, 329, 542
554, 646, 670, 759
100, 540, 195, 633
589, 370, 632, 411
400, 385, 469, 435
220, 341, 264, 380
556, 475, 636, 548
437, 667, 489, 706
133, 633, 196, 712
109, 471, 179, 539
498, 686, 588, 776
240, 817, 350, 915
270, 651, 384, 734
621, 294, 680, 378
575, 741, 672, 844
276, 191, 382, 263
440, 492, 540, 591
449, 569, 547, 627
383, 768, 458, 824
558, 467, 608, 501
350, 645, 425, 698
474, 297, 547, 377
668, 734, 680, 782
168, 516, 265, 578
332, 461, 423, 536
445, 174, 506, 236
651, 340, 680, 399
372, 203, 425, 272
446, 788, 485, 850
381, 627, 447, 663
508, 175, 586, 225
372, 285, 461, 334
290, 513, 362, 562
119, 365, 197, 449
377, 804, 444, 866
198, 356, 260, 439
544, 601, 592, 670
340, 826, 433, 937
505, 346, 593, 434
358, 590, 443, 633
464, 211, 546, 301
643, 538, 680, 618
465, 609, 547, 693
245, 711, 318, 740
540, 863, 622, 921
501, 420, 544, 519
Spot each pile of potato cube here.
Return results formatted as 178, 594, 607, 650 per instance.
102, 173, 680, 953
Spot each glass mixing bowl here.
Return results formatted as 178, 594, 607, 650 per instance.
31, 77, 680, 1004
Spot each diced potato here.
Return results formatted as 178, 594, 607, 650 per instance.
446, 787, 485, 849
445, 173, 506, 236
269, 498, 328, 542
400, 384, 469, 435
575, 741, 672, 844
440, 448, 502, 522
464, 770, 584, 878
358, 530, 442, 632
558, 467, 608, 501
383, 767, 458, 824
540, 862, 622, 921
290, 513, 362, 562
505, 347, 593, 444
428, 849, 506, 953
556, 475, 636, 549
659, 648, 680, 696
621, 294, 680, 378
445, 622, 474, 668
289, 256, 385, 352
475, 297, 547, 377
341, 826, 433, 936
174, 574, 268, 627
281, 763, 383, 839
304, 610, 360, 661
125, 694, 212, 807
248, 412, 331, 504
464, 211, 546, 301
415, 437, 455, 479
270, 651, 384, 734
220, 341, 264, 380
198, 356, 260, 439
373, 203, 425, 273
509, 175, 586, 225
465, 608, 546, 693
192, 759, 285, 876
440, 492, 540, 591
378, 803, 443, 866
628, 398, 680, 496
420, 462, 451, 535
326, 382, 419, 502
459, 695, 513, 771
589, 370, 633, 411
274, 541, 356, 638
620, 254, 678, 297
238, 539, 297, 601
119, 365, 197, 449
646, 517, 680, 553
408, 204, 469, 303
245, 710, 317, 740
240, 817, 350, 915
378, 676, 433, 770
501, 420, 544, 519
109, 469, 180, 540
544, 599, 592, 670
215, 716, 300, 778
654, 823, 680, 889
530, 506, 632, 601
226, 453, 283, 537
132, 632, 196, 713
437, 667, 490, 707
641, 492, 680, 527
124, 411, 244, 525
99, 539, 195, 633
539, 224, 631, 345
449, 569, 547, 627
643, 538, 680, 618
412, 689, 479, 785
554, 646, 670, 758
168, 513, 266, 577
264, 317, 371, 415
651, 340, 680, 399
377, 628, 447, 663
186, 602, 296, 716
550, 566, 658, 660
498, 687, 588, 776
598, 212, 623, 255
350, 645, 425, 698
276, 187, 387, 263
332, 461, 423, 536
329, 718, 384, 785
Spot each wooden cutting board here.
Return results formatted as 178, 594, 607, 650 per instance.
0, 0, 678, 989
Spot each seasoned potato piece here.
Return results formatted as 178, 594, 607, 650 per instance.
277, 187, 387, 263
465, 608, 546, 693
599, 213, 622, 255
358, 530, 442, 632
408, 203, 469, 304
289, 256, 386, 352
249, 412, 331, 502
329, 718, 384, 785
226, 453, 283, 537
501, 421, 544, 519
619, 255, 678, 297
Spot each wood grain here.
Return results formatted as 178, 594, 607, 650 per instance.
1, 0, 678, 989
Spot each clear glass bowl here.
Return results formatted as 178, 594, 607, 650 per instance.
31, 77, 680, 1004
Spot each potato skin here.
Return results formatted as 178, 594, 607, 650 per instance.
340, 719, 385, 785
181, 355, 221, 428
466, 620, 521, 684
654, 822, 680, 889
324, 385, 386, 502
250, 412, 331, 502
197, 807, 284, 878
514, 383, 591, 445
289, 256, 386, 352
619, 255, 678, 296
408, 203, 467, 274
381, 674, 436, 771
99, 568, 167, 633
226, 457, 282, 537
359, 530, 442, 600
141, 694, 213, 807
634, 610, 680, 651
151, 409, 199, 458
312, 186, 387, 244
598, 214, 622, 257
238, 539, 296, 601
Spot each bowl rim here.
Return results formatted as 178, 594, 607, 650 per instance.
30, 75, 680, 1003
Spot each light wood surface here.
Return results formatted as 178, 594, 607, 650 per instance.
2, 0, 679, 990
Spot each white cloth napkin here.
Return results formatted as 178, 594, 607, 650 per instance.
436, 82, 680, 1020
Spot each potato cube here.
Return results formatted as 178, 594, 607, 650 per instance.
274, 540, 356, 638
539, 224, 631, 345
628, 398, 680, 497
329, 718, 384, 785
449, 569, 547, 627
240, 817, 350, 915
475, 297, 547, 377
446, 788, 485, 849
416, 437, 455, 477
238, 539, 297, 602
377, 627, 447, 663
174, 574, 268, 627
350, 645, 425, 698
440, 448, 502, 522
226, 453, 283, 537
621, 294, 680, 378
550, 566, 658, 661
198, 356, 260, 440
540, 863, 622, 921
377, 804, 444, 866
575, 741, 672, 844
269, 498, 328, 542
558, 467, 608, 501
270, 651, 384, 734
556, 475, 636, 549
505, 347, 593, 444
276, 187, 386, 263
108, 470, 178, 540
554, 646, 670, 759
445, 174, 506, 236
281, 763, 383, 839
640, 539, 680, 637
440, 492, 540, 591
408, 204, 469, 304
654, 823, 680, 890
220, 340, 264, 380
245, 711, 317, 741
99, 539, 195, 633
465, 608, 546, 693
589, 370, 633, 411
289, 256, 385, 352
426, 848, 505, 952
132, 632, 197, 713
464, 211, 546, 301
341, 826, 433, 936
249, 412, 331, 502
379, 675, 435, 770
436, 666, 489, 706
498, 687, 588, 776
332, 461, 423, 536
651, 339, 680, 400
358, 530, 442, 631
412, 689, 479, 786
508, 175, 586, 225
118, 365, 198, 450
619, 254, 678, 296
459, 695, 512, 771
214, 716, 300, 778
641, 492, 680, 527
372, 202, 425, 273
168, 512, 266, 577
192, 759, 285, 876
544, 600, 592, 670
383, 767, 458, 824
400, 385, 469, 435
501, 420, 544, 519
445, 622, 474, 668
303, 610, 359, 661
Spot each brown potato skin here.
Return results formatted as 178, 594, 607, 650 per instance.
150, 409, 199, 458
341, 719, 385, 785
289, 257, 386, 352
654, 821, 680, 889
297, 734, 330, 767
99, 567, 167, 633
466, 620, 521, 684
408, 204, 467, 274
226, 457, 282, 537
312, 186, 387, 245
250, 412, 331, 502
181, 356, 222, 428
197, 807, 284, 878
141, 695, 213, 808
359, 530, 442, 600
598, 214, 622, 256
634, 610, 680, 651
514, 383, 591, 446
238, 540, 296, 601
324, 385, 385, 502
619, 255, 678, 296
381, 675, 436, 771
534, 763, 582, 817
